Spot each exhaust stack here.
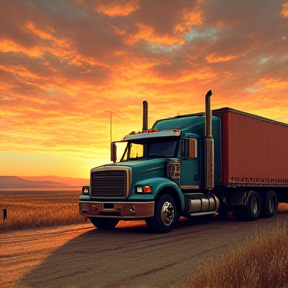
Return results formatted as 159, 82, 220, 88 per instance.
142, 100, 148, 132
204, 90, 214, 190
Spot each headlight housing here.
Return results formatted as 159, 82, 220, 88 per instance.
135, 185, 152, 194
82, 186, 90, 195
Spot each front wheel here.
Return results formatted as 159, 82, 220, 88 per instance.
89, 218, 119, 230
145, 194, 178, 233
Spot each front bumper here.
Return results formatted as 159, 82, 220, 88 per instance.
79, 201, 155, 219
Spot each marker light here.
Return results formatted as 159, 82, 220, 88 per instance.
143, 186, 152, 193
147, 129, 159, 133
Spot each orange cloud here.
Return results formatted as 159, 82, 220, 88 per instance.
257, 78, 288, 91
0, 39, 43, 57
125, 22, 185, 46
6, 19, 111, 72
95, 0, 140, 17
206, 53, 240, 63
174, 9, 203, 34
124, 5, 203, 46
26, 20, 55, 41
25, 20, 78, 62
281, 3, 288, 17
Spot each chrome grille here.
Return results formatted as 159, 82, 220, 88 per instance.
91, 169, 128, 198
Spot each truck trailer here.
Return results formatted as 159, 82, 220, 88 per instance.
79, 91, 288, 233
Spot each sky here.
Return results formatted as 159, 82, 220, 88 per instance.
1, 0, 288, 179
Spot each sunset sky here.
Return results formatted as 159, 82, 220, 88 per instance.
1, 0, 288, 179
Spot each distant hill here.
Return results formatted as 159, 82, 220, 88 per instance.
0, 176, 89, 189
21, 176, 89, 187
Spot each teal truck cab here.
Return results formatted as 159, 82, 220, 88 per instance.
79, 91, 288, 233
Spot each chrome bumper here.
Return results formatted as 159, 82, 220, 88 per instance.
79, 201, 155, 219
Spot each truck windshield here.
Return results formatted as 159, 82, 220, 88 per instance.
120, 138, 179, 161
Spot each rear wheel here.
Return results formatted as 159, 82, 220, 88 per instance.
89, 218, 119, 230
233, 191, 261, 221
246, 191, 261, 220
260, 190, 278, 218
145, 194, 178, 233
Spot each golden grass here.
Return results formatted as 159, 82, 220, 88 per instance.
0, 190, 87, 232
187, 222, 288, 288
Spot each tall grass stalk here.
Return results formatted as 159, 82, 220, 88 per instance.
188, 222, 288, 288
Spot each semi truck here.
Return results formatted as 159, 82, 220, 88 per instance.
79, 91, 288, 233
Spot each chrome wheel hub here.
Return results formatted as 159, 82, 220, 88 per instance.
251, 197, 258, 214
161, 201, 175, 226
269, 196, 275, 213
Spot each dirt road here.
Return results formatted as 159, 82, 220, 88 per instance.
1, 212, 288, 288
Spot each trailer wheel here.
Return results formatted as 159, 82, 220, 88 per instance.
260, 191, 278, 218
89, 218, 119, 230
233, 191, 261, 221
145, 194, 178, 233
245, 191, 262, 221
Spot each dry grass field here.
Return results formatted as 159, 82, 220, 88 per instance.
188, 222, 288, 288
0, 190, 87, 232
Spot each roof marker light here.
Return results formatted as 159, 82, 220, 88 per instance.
147, 129, 159, 133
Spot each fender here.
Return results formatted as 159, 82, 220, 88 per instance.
129, 177, 185, 211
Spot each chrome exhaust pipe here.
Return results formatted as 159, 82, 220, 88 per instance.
142, 100, 148, 132
205, 90, 214, 190
205, 90, 212, 137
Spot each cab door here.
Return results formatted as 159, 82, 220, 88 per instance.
180, 138, 199, 189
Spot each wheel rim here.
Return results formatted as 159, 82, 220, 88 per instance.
161, 201, 175, 226
251, 197, 258, 214
268, 196, 276, 213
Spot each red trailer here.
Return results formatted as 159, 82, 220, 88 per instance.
213, 108, 288, 218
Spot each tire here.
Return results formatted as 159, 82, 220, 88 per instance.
233, 191, 261, 221
145, 194, 178, 233
260, 191, 278, 218
245, 191, 261, 220
89, 218, 119, 230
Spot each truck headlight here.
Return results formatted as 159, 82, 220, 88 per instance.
82, 186, 90, 195
137, 187, 143, 193
135, 185, 152, 194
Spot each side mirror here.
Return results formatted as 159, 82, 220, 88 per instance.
188, 138, 198, 158
111, 142, 117, 163
182, 138, 198, 159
